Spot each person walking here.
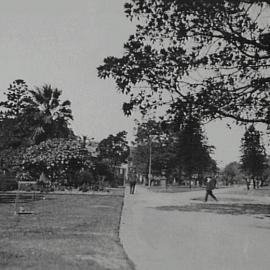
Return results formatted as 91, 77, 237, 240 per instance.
129, 171, 137, 194
205, 176, 218, 202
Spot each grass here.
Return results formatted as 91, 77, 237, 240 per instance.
0, 192, 134, 270
156, 185, 270, 221
149, 185, 204, 193
222, 185, 270, 197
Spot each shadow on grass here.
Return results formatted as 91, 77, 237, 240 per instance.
156, 202, 270, 218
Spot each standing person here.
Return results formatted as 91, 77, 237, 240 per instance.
129, 171, 137, 194
245, 177, 251, 190
205, 176, 218, 202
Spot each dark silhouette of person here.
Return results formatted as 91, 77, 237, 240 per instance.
129, 171, 137, 194
205, 177, 218, 202
245, 177, 251, 190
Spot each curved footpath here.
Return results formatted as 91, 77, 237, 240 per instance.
120, 185, 270, 270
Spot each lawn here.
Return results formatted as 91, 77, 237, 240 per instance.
149, 185, 204, 193
0, 192, 134, 270
222, 185, 270, 197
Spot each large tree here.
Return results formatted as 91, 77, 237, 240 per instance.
132, 119, 178, 178
240, 125, 267, 188
29, 84, 74, 144
0, 80, 34, 148
98, 0, 270, 126
177, 117, 216, 186
222, 161, 243, 185
97, 131, 130, 170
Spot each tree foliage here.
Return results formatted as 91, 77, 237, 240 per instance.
0, 79, 32, 118
0, 80, 74, 148
240, 125, 267, 178
29, 84, 74, 144
177, 117, 216, 179
131, 118, 216, 184
222, 161, 243, 185
132, 119, 178, 176
98, 0, 270, 126
97, 131, 130, 168
0, 80, 34, 148
0, 138, 92, 186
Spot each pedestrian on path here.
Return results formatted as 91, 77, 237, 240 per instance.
129, 171, 137, 194
205, 176, 218, 202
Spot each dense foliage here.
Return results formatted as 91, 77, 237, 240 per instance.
222, 161, 244, 185
132, 119, 177, 177
98, 0, 270, 126
0, 80, 34, 148
0, 80, 74, 148
131, 118, 216, 184
29, 84, 74, 144
177, 117, 217, 182
240, 125, 267, 181
97, 131, 130, 168
22, 138, 92, 183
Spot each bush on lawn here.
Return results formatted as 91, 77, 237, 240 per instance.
0, 138, 94, 189
22, 138, 93, 183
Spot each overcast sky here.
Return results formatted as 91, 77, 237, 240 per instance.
0, 0, 268, 167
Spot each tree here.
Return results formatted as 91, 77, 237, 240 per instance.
98, 1, 270, 126
222, 162, 242, 186
0, 80, 34, 148
29, 84, 74, 144
177, 117, 216, 187
0, 79, 32, 118
22, 138, 92, 184
240, 125, 267, 188
132, 119, 178, 179
0, 81, 74, 148
97, 131, 130, 171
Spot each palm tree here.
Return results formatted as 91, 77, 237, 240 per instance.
29, 84, 73, 144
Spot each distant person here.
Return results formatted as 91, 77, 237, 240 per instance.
245, 177, 251, 190
205, 177, 218, 202
129, 172, 137, 194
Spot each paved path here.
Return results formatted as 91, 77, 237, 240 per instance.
120, 185, 270, 270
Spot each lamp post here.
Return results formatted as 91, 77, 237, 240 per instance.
148, 136, 152, 187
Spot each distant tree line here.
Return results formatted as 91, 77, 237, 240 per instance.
130, 117, 217, 186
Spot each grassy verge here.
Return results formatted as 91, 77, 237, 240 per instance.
0, 192, 134, 270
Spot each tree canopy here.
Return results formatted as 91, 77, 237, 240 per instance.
131, 117, 216, 184
240, 125, 267, 179
22, 138, 92, 182
0, 80, 34, 148
0, 80, 74, 148
97, 131, 130, 168
29, 84, 74, 144
176, 117, 216, 180
132, 119, 178, 176
222, 161, 243, 185
98, 0, 270, 126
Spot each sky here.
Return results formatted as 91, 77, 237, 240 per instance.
0, 0, 269, 167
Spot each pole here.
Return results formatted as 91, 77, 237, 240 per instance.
148, 136, 152, 187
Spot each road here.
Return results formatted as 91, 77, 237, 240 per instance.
120, 185, 270, 270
